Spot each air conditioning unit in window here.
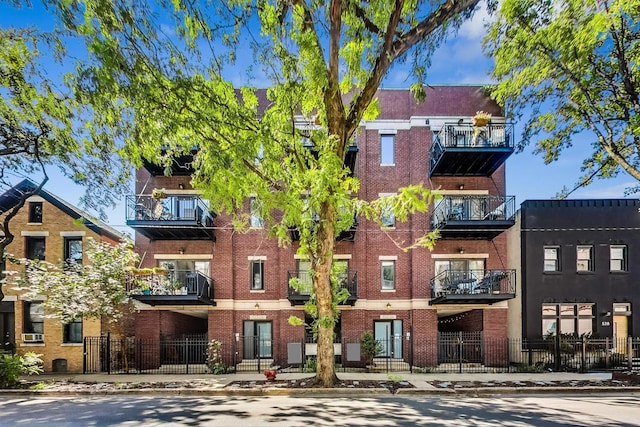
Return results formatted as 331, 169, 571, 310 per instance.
21, 333, 44, 343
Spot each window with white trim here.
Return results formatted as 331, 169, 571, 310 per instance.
577, 245, 593, 272
380, 134, 395, 165
250, 197, 263, 228
250, 260, 264, 290
610, 245, 627, 272
543, 246, 560, 272
381, 260, 396, 290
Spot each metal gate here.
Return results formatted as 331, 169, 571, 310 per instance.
438, 331, 483, 364
84, 334, 208, 374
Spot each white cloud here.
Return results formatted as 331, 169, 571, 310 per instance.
571, 181, 638, 199
457, 3, 493, 40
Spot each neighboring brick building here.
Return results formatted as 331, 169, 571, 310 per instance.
127, 86, 516, 370
0, 179, 127, 373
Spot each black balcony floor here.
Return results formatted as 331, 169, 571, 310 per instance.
436, 219, 515, 240
430, 148, 513, 176
430, 293, 515, 305
127, 221, 216, 240
131, 294, 215, 306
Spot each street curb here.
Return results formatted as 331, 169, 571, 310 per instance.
397, 386, 640, 395
2, 386, 640, 397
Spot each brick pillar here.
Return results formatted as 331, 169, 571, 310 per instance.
483, 308, 508, 366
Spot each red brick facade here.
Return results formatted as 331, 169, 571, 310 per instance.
130, 86, 512, 369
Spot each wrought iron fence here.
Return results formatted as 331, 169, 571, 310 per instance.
85, 334, 640, 375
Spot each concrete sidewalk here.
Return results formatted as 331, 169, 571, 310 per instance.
29, 370, 615, 385
9, 370, 637, 396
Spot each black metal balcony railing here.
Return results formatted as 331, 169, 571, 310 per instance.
429, 123, 514, 176
287, 270, 358, 305
126, 269, 215, 306
429, 269, 516, 304
125, 195, 215, 240
431, 195, 516, 239
289, 215, 358, 242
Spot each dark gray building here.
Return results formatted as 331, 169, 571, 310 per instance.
518, 199, 639, 343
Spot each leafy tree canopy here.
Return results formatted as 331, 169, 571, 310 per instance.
46, 0, 482, 386
485, 0, 640, 196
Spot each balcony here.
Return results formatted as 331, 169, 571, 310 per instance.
429, 123, 514, 176
126, 195, 216, 240
142, 148, 197, 176
287, 270, 358, 305
127, 270, 215, 306
430, 269, 515, 305
431, 195, 516, 240
289, 216, 358, 242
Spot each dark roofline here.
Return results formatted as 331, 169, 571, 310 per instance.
521, 199, 640, 209
0, 179, 127, 242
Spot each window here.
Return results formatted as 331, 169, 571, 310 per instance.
541, 303, 593, 337
577, 245, 593, 272
610, 245, 627, 272
25, 237, 45, 260
381, 260, 395, 290
64, 237, 83, 267
24, 302, 44, 334
380, 194, 395, 227
63, 319, 83, 343
296, 259, 313, 295
250, 198, 263, 228
380, 134, 395, 165
251, 260, 264, 290
543, 246, 560, 272
28, 202, 43, 223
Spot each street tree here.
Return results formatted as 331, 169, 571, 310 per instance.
485, 0, 640, 196
51, 0, 482, 386
6, 238, 138, 324
0, 25, 132, 301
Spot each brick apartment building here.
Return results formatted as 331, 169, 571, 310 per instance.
0, 179, 127, 373
127, 86, 516, 370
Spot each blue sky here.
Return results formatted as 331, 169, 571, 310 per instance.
1, 2, 636, 236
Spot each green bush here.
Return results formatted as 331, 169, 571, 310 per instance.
360, 331, 383, 368
302, 357, 317, 373
0, 352, 43, 389
205, 340, 229, 374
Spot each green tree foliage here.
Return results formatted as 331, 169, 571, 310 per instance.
5, 238, 138, 323
0, 22, 133, 300
48, 0, 480, 386
485, 0, 640, 195
0, 351, 43, 389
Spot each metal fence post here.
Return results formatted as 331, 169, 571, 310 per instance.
106, 332, 111, 375
83, 337, 87, 374
628, 337, 633, 372
581, 335, 587, 373
458, 332, 463, 374
605, 337, 610, 369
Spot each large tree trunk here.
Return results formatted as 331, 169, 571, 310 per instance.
313, 200, 338, 387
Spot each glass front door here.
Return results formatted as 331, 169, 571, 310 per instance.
374, 320, 403, 359
243, 320, 272, 359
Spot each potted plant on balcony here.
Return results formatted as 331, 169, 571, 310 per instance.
152, 188, 168, 199
472, 111, 491, 127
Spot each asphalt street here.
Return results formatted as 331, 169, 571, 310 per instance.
1, 393, 640, 426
